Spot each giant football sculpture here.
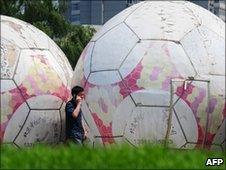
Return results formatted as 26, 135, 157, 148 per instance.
73, 1, 225, 151
1, 15, 73, 147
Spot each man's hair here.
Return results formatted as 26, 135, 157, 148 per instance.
71, 86, 84, 97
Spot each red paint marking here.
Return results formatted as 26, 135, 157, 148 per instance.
92, 112, 114, 144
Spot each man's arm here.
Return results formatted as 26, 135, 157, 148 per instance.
71, 101, 81, 118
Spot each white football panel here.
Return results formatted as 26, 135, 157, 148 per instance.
88, 71, 121, 86
125, 1, 199, 41
91, 2, 145, 41
84, 42, 95, 79
167, 42, 196, 77
174, 99, 198, 143
197, 26, 225, 76
14, 49, 67, 86
131, 89, 170, 106
48, 37, 73, 86
27, 95, 62, 109
81, 101, 101, 137
180, 28, 210, 75
184, 2, 225, 38
0, 79, 16, 92
91, 23, 138, 71
112, 95, 136, 136
124, 107, 169, 146
1, 38, 20, 79
3, 102, 29, 142
211, 119, 225, 146
14, 110, 61, 147
1, 15, 49, 49
119, 41, 148, 79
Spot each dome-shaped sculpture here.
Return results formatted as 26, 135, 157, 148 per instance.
1, 15, 73, 147
72, 1, 225, 151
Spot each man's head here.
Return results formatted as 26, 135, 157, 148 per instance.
71, 86, 85, 100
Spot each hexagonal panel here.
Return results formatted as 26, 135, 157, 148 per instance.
184, 1, 225, 38
88, 70, 121, 86
112, 94, 136, 136
91, 23, 138, 72
1, 15, 49, 49
131, 89, 170, 106
125, 1, 199, 41
48, 37, 73, 87
26, 95, 62, 110
14, 49, 68, 102
180, 26, 225, 76
124, 106, 186, 148
14, 110, 61, 147
3, 102, 29, 142
91, 1, 145, 41
1, 38, 20, 79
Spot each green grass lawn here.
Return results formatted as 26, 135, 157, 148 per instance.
1, 143, 225, 169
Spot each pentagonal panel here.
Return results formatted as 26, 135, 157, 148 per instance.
88, 71, 121, 86
119, 41, 149, 79
14, 110, 61, 147
1, 38, 20, 79
181, 26, 225, 76
14, 49, 67, 99
124, 106, 186, 148
48, 37, 73, 86
91, 23, 138, 72
91, 2, 145, 41
197, 26, 225, 75
1, 15, 49, 49
26, 95, 62, 109
125, 41, 195, 91
3, 102, 29, 142
174, 99, 198, 143
112, 95, 136, 136
125, 1, 199, 41
184, 1, 225, 38
131, 89, 170, 106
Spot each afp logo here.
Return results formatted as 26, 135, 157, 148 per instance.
206, 158, 224, 166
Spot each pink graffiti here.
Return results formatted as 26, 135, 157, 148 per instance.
150, 66, 161, 81
119, 61, 143, 98
98, 97, 108, 113
52, 83, 70, 102
91, 112, 114, 144
206, 98, 217, 114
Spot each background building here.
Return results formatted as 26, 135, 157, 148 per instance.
65, 0, 225, 25
208, 0, 225, 21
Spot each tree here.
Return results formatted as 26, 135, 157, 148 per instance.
0, 0, 95, 68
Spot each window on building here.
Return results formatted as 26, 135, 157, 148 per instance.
72, 3, 79, 11
127, 0, 138, 6
71, 14, 80, 21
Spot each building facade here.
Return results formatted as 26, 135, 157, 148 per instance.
65, 0, 225, 25
208, 0, 225, 21
65, 0, 140, 25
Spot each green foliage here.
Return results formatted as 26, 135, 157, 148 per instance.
1, 143, 225, 169
0, 0, 95, 69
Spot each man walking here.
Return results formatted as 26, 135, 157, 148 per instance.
65, 86, 88, 145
